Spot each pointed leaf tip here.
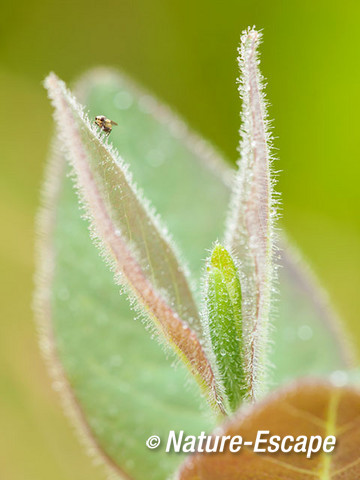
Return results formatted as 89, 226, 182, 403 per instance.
204, 244, 246, 413
225, 28, 278, 401
44, 73, 224, 414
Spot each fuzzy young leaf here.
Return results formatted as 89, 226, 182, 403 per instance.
178, 380, 360, 480
44, 73, 223, 413
36, 66, 353, 480
205, 244, 246, 413
225, 28, 277, 401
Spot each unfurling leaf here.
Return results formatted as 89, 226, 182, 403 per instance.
204, 244, 246, 413
178, 380, 360, 480
37, 47, 353, 478
225, 28, 278, 401
44, 73, 224, 413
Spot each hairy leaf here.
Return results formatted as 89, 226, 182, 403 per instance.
204, 244, 246, 413
36, 67, 353, 480
44, 73, 223, 412
178, 380, 360, 480
225, 28, 278, 401
36, 149, 217, 480
80, 68, 353, 380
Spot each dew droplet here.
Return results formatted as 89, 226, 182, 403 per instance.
297, 324, 313, 341
147, 149, 165, 168
330, 370, 348, 388
114, 90, 133, 110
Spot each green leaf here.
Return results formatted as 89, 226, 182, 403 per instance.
178, 380, 360, 480
44, 73, 223, 413
36, 149, 215, 480
225, 28, 278, 400
205, 244, 246, 413
36, 68, 353, 480
272, 245, 355, 385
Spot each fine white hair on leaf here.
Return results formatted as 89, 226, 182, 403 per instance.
44, 72, 225, 415
33, 145, 127, 480
224, 27, 280, 402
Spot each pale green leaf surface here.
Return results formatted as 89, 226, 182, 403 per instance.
41, 69, 352, 480
45, 74, 222, 411
51, 167, 214, 480
272, 250, 352, 385
80, 69, 350, 379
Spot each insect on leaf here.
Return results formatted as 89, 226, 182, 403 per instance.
44, 73, 224, 413
36, 63, 354, 480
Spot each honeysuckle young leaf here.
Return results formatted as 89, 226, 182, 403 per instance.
44, 73, 224, 413
36, 59, 354, 480
178, 380, 360, 480
37, 70, 236, 480
204, 244, 246, 413
225, 28, 278, 401
36, 147, 217, 480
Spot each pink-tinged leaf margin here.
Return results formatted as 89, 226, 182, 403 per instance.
225, 28, 279, 401
44, 73, 225, 414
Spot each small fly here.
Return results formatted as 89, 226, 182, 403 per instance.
94, 115, 118, 135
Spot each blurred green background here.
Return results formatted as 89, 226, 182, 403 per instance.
1, 1, 359, 478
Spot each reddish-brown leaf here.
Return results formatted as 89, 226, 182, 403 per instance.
178, 380, 360, 479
